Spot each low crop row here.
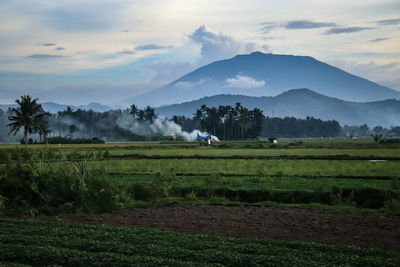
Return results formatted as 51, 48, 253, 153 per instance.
171, 186, 400, 209
1, 218, 400, 266
100, 158, 400, 178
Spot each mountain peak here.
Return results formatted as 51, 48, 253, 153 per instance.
129, 52, 400, 106
155, 88, 400, 127
250, 51, 268, 56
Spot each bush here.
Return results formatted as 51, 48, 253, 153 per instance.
0, 159, 131, 214
153, 171, 182, 197
127, 183, 155, 201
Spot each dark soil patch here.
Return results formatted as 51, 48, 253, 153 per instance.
33, 205, 400, 252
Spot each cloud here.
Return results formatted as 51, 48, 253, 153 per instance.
38, 43, 56, 46
259, 22, 281, 33
117, 50, 136, 55
135, 44, 172, 51
25, 54, 66, 60
55, 47, 65, 51
325, 27, 373, 34
174, 79, 206, 89
284, 20, 336, 29
225, 75, 265, 88
260, 20, 336, 33
369, 37, 391, 43
188, 25, 268, 65
139, 26, 269, 87
376, 18, 400, 26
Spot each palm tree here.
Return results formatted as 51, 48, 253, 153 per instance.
143, 106, 157, 122
37, 119, 52, 146
130, 104, 138, 119
7, 95, 49, 145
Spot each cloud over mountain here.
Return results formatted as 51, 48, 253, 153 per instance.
188, 25, 268, 64
225, 75, 265, 88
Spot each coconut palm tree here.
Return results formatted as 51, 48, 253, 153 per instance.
7, 95, 49, 145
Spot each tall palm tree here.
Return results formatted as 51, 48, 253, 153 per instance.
7, 95, 49, 145
37, 119, 52, 147
130, 104, 138, 119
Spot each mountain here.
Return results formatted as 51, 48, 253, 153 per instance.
0, 102, 112, 113
155, 89, 400, 127
131, 52, 400, 106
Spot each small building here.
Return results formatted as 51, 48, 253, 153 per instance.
268, 137, 278, 144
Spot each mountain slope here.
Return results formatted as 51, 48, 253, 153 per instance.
155, 89, 400, 127
132, 52, 400, 106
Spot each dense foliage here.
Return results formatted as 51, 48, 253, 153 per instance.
262, 116, 341, 138
1, 96, 400, 142
174, 103, 341, 139
0, 150, 130, 215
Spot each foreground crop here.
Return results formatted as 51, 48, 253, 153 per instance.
1, 218, 400, 266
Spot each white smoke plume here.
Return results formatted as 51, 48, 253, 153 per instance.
116, 113, 218, 141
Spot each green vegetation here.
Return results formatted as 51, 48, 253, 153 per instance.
1, 141, 399, 214
1, 140, 400, 265
1, 218, 399, 266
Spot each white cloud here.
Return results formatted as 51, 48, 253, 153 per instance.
188, 25, 268, 65
174, 79, 206, 89
225, 75, 265, 88
139, 25, 270, 86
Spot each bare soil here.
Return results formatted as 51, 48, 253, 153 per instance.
35, 205, 400, 252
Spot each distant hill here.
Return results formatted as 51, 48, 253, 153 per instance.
131, 52, 400, 106
155, 89, 400, 127
0, 102, 112, 114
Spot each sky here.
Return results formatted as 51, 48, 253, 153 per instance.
0, 0, 399, 105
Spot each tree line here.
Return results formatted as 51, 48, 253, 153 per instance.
2, 95, 399, 143
172, 104, 341, 139
189, 103, 264, 140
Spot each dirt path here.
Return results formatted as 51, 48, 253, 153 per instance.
37, 205, 400, 252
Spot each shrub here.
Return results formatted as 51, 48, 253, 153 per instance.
0, 158, 131, 214
185, 191, 198, 201
127, 183, 155, 201
153, 171, 182, 198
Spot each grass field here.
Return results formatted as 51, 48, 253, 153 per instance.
1, 139, 400, 265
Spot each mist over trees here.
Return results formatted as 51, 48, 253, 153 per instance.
1, 96, 400, 143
